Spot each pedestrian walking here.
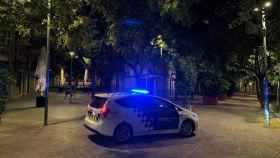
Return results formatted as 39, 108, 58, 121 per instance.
64, 85, 73, 103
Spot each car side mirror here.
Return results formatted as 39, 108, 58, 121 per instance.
175, 107, 182, 112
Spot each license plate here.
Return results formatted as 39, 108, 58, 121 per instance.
88, 111, 99, 121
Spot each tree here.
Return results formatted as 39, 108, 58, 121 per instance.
223, 0, 280, 108
80, 0, 174, 89
174, 55, 198, 99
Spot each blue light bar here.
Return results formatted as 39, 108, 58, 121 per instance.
131, 89, 149, 94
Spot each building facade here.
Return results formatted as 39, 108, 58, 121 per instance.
0, 29, 39, 99
52, 60, 176, 98
110, 64, 176, 98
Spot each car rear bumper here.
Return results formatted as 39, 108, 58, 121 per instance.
84, 116, 114, 136
194, 120, 199, 131
84, 124, 102, 135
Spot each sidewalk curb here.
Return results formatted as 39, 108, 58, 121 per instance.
271, 111, 280, 118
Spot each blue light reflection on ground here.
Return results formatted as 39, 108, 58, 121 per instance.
263, 77, 270, 127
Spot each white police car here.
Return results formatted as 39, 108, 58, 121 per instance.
84, 89, 199, 143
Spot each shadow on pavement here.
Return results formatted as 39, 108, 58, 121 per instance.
88, 133, 195, 149
229, 96, 258, 102
218, 102, 259, 109
6, 106, 38, 112
193, 96, 263, 124
218, 106, 260, 123
48, 116, 84, 125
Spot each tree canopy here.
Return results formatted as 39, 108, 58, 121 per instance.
1, 0, 280, 103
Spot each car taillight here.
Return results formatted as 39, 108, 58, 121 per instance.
87, 104, 91, 111
100, 103, 110, 118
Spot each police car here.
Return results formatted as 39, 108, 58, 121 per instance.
84, 89, 199, 143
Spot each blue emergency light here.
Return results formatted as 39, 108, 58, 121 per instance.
131, 89, 149, 94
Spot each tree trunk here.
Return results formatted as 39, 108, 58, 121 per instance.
256, 79, 260, 99
256, 77, 264, 109
90, 59, 96, 98
7, 29, 16, 99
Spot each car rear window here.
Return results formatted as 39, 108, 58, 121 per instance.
115, 96, 136, 108
115, 96, 154, 108
90, 96, 107, 108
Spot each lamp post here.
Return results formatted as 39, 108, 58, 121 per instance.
158, 35, 164, 57
254, 1, 272, 128
19, 0, 51, 126
151, 35, 165, 57
277, 81, 280, 108
43, 0, 51, 126
69, 51, 75, 86
156, 35, 163, 57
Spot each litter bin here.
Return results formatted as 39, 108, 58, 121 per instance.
36, 96, 46, 107
58, 87, 63, 93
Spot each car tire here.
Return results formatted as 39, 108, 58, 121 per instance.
113, 123, 133, 143
180, 120, 194, 137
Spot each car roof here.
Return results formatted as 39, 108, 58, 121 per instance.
94, 92, 173, 102
93, 92, 183, 108
94, 92, 130, 99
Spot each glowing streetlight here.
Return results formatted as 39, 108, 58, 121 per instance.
69, 51, 75, 57
60, 67, 65, 86
264, 1, 272, 8
253, 1, 272, 12
151, 35, 166, 57
253, 7, 260, 12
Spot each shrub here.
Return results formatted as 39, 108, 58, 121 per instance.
272, 103, 280, 113
0, 63, 8, 116
200, 72, 230, 97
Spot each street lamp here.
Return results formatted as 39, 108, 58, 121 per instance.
264, 1, 272, 8
69, 51, 75, 57
157, 35, 163, 57
151, 35, 165, 57
254, 1, 272, 12
253, 1, 272, 128
69, 51, 75, 86
43, 0, 51, 126
253, 7, 260, 12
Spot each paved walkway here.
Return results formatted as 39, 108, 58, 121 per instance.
1, 92, 89, 126
0, 95, 280, 158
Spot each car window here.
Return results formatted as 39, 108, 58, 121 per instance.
116, 95, 155, 108
153, 98, 178, 117
115, 96, 135, 108
90, 96, 107, 108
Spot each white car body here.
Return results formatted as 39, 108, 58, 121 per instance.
84, 93, 199, 137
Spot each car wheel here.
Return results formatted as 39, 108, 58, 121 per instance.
180, 120, 194, 137
113, 123, 133, 143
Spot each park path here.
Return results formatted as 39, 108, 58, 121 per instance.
0, 94, 280, 158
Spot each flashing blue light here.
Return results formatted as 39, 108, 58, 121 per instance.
263, 77, 270, 127
131, 89, 149, 94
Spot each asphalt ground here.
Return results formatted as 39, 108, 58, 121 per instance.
0, 94, 280, 158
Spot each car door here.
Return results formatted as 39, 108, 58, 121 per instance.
130, 96, 158, 132
152, 98, 179, 130
115, 95, 156, 134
